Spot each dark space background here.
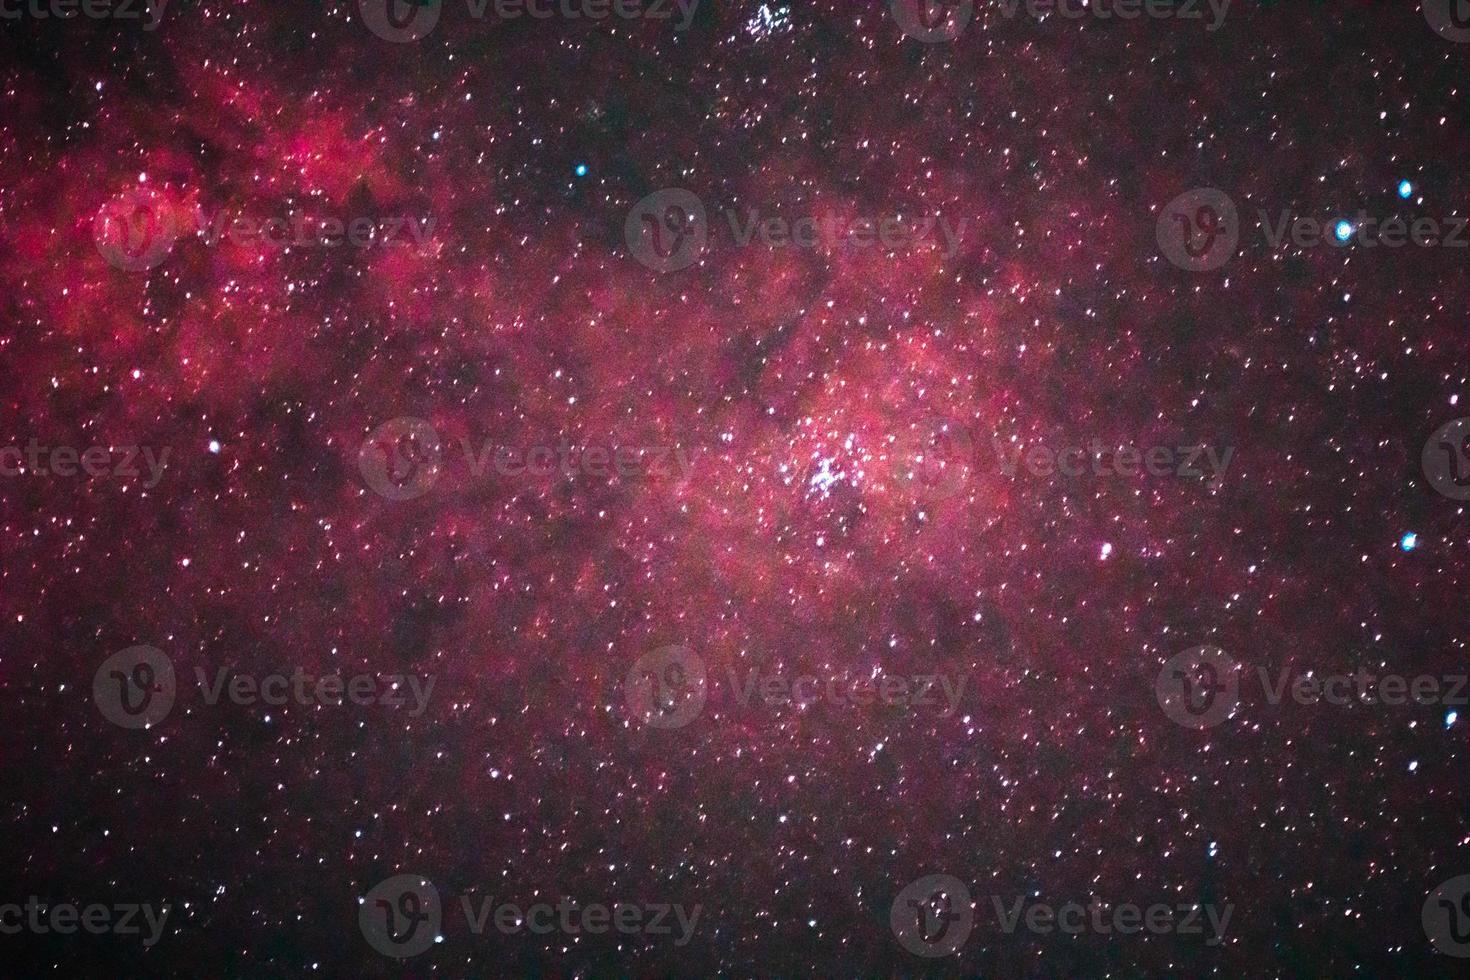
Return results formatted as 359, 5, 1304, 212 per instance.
2, 0, 1469, 976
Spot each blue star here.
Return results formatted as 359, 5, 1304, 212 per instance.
1333, 220, 1354, 243
1398, 180, 1413, 200
1400, 532, 1418, 552
574, 163, 589, 178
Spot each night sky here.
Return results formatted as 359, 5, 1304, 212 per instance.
4, 0, 1470, 976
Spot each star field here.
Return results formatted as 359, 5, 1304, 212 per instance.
2, 1, 1470, 976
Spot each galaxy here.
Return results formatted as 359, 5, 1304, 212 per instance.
3, 0, 1470, 976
